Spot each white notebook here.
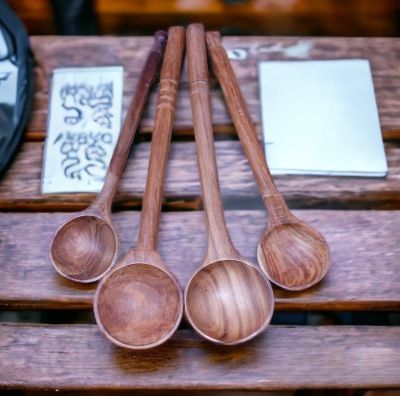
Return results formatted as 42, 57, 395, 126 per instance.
259, 60, 387, 177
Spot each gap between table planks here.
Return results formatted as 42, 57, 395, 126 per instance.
0, 210, 399, 310
0, 324, 399, 390
28, 36, 400, 141
1, 140, 400, 211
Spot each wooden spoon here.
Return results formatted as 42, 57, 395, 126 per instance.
185, 24, 274, 345
93, 26, 185, 350
206, 31, 331, 291
49, 31, 168, 283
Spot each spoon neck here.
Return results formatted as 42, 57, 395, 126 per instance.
127, 246, 158, 261
186, 24, 240, 264
137, 221, 159, 253
263, 193, 293, 226
136, 141, 165, 252
91, 187, 114, 218
136, 139, 165, 252
205, 222, 240, 263
121, 247, 165, 271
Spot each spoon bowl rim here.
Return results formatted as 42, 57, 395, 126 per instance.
50, 213, 119, 284
184, 258, 275, 345
257, 221, 331, 291
94, 261, 184, 350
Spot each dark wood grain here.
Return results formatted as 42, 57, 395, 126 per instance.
0, 324, 399, 390
1, 140, 400, 210
49, 31, 167, 283
94, 26, 185, 350
185, 23, 274, 345
137, 27, 185, 252
27, 36, 400, 141
206, 31, 331, 291
2, 33, 398, 393
93, 31, 167, 211
0, 210, 399, 310
187, 24, 244, 261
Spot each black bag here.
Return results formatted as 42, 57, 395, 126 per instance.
0, 0, 34, 176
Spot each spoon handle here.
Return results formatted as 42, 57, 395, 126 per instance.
93, 31, 168, 214
206, 31, 292, 225
137, 26, 186, 252
187, 24, 238, 261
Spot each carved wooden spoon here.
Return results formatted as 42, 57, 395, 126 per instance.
206, 31, 331, 291
50, 31, 168, 283
185, 24, 274, 345
93, 26, 185, 350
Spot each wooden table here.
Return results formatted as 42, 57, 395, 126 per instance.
0, 36, 399, 393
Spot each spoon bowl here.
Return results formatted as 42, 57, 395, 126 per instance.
205, 31, 331, 291
51, 214, 118, 283
186, 24, 274, 345
48, 31, 168, 284
93, 26, 186, 349
185, 259, 274, 345
94, 261, 183, 349
257, 222, 330, 291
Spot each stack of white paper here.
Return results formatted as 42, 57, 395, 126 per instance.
259, 59, 387, 177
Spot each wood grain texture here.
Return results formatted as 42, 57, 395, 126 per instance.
185, 23, 274, 345
49, 31, 167, 283
93, 26, 185, 350
50, 214, 118, 282
95, 262, 182, 348
137, 27, 185, 252
1, 140, 400, 210
0, 324, 399, 390
206, 31, 330, 291
257, 221, 330, 290
93, 31, 167, 211
27, 36, 400, 140
187, 24, 238, 261
0, 210, 399, 310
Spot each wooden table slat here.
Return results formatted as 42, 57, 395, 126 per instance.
27, 36, 400, 141
0, 35, 399, 393
0, 210, 399, 310
1, 141, 400, 211
0, 324, 399, 390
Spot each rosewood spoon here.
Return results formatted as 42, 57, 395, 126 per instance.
206, 31, 331, 291
185, 24, 274, 345
50, 31, 168, 283
93, 26, 185, 349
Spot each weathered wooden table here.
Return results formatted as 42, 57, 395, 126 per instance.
0, 36, 399, 393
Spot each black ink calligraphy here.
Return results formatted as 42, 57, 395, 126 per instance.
60, 82, 114, 129
53, 131, 113, 181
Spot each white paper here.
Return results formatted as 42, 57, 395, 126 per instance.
0, 59, 18, 106
0, 60, 18, 146
259, 60, 387, 177
42, 66, 124, 193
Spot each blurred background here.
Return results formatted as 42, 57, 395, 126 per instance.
8, 0, 400, 37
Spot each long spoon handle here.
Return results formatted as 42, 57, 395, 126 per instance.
94, 31, 168, 214
187, 24, 238, 262
137, 27, 186, 252
206, 31, 292, 225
